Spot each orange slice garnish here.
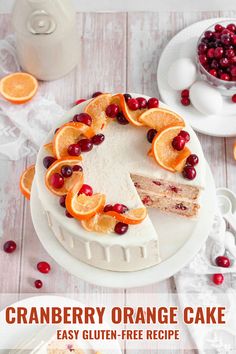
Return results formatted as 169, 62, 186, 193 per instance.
0, 73, 38, 104
53, 122, 94, 159
152, 125, 191, 172
45, 157, 83, 196
105, 207, 147, 225
118, 94, 146, 126
81, 214, 116, 233
84, 93, 113, 132
139, 108, 185, 130
20, 165, 35, 200
44, 142, 55, 156
234, 142, 236, 160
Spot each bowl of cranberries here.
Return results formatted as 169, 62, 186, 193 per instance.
197, 21, 236, 95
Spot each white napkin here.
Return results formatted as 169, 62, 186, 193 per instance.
0, 35, 65, 160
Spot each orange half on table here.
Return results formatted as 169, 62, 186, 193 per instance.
20, 165, 35, 200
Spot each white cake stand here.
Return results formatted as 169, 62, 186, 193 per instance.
31, 163, 216, 289
157, 17, 236, 137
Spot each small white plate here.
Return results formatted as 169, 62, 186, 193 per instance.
157, 18, 236, 137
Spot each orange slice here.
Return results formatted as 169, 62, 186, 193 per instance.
81, 214, 116, 233
66, 181, 106, 220
234, 142, 236, 160
19, 165, 35, 200
53, 122, 94, 159
44, 142, 55, 156
84, 93, 113, 132
152, 125, 191, 172
0, 73, 38, 104
105, 207, 147, 225
45, 157, 83, 196
118, 94, 146, 126
139, 108, 185, 131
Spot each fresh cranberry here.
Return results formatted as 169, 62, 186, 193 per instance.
50, 173, 64, 189
227, 23, 236, 32
220, 57, 229, 67
59, 195, 66, 208
204, 30, 214, 39
211, 59, 219, 69
221, 34, 231, 45
181, 97, 191, 106
137, 97, 148, 109
92, 134, 105, 145
116, 112, 129, 125
43, 156, 56, 169
104, 204, 114, 212
215, 24, 224, 32
220, 73, 230, 81
198, 43, 208, 54
79, 184, 93, 196
230, 66, 236, 76
172, 136, 185, 151
232, 35, 236, 45
115, 222, 129, 235
35, 280, 43, 289
212, 273, 224, 285
232, 94, 236, 103
75, 99, 86, 105
127, 98, 139, 111
214, 47, 224, 59
37, 261, 51, 274
178, 130, 190, 143
92, 92, 102, 98
73, 165, 83, 172
78, 139, 93, 152
207, 48, 215, 58
65, 210, 73, 218
226, 49, 235, 58
181, 89, 190, 98
67, 144, 81, 156
186, 154, 199, 166
73, 113, 92, 126
61, 165, 73, 178
3, 240, 17, 254
106, 104, 119, 118
215, 256, 231, 268
147, 129, 157, 143
124, 93, 132, 102
182, 166, 196, 180
113, 203, 128, 214
199, 54, 207, 65
209, 68, 217, 77
148, 97, 159, 109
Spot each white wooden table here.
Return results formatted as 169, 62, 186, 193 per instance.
0, 10, 236, 353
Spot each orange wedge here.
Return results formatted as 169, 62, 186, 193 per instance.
84, 93, 113, 132
234, 142, 236, 160
45, 157, 83, 196
53, 122, 94, 159
20, 165, 35, 200
0, 73, 38, 104
152, 125, 191, 172
104, 207, 147, 225
44, 142, 55, 156
81, 214, 116, 233
118, 94, 146, 126
139, 108, 185, 131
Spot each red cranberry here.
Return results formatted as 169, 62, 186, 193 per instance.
172, 136, 186, 151
43, 156, 56, 169
215, 24, 224, 32
221, 34, 231, 45
209, 69, 217, 77
65, 210, 73, 218
37, 261, 51, 274
198, 43, 208, 54
214, 47, 224, 59
232, 35, 236, 45
92, 134, 105, 145
59, 195, 66, 208
211, 59, 219, 69
115, 222, 129, 235
148, 97, 159, 109
227, 23, 236, 32
73, 165, 83, 172
220, 73, 230, 81
127, 98, 139, 111
204, 30, 214, 39
199, 54, 207, 65
137, 97, 148, 109
92, 92, 102, 98
3, 240, 17, 253
215, 256, 231, 268
79, 184, 93, 196
186, 154, 199, 166
230, 66, 236, 76
207, 48, 215, 58
106, 104, 119, 118
232, 94, 236, 103
67, 144, 81, 156
178, 130, 190, 143
181, 89, 190, 98
181, 97, 191, 106
50, 173, 64, 189
35, 280, 43, 289
147, 129, 157, 143
78, 139, 93, 152
226, 49, 235, 58
123, 93, 132, 102
116, 112, 129, 125
104, 204, 114, 212
75, 99, 86, 105
113, 203, 128, 214
73, 113, 92, 126
61, 165, 73, 178
212, 273, 224, 285
220, 57, 229, 67
182, 166, 196, 180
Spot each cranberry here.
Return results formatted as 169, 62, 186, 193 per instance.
50, 173, 64, 189
79, 184, 93, 196
37, 261, 51, 274
73, 113, 92, 126
181, 97, 190, 106
59, 195, 66, 208
92, 92, 102, 98
172, 136, 185, 151
204, 30, 214, 39
211, 59, 219, 69
178, 130, 190, 143
3, 240, 17, 254
147, 129, 157, 143
215, 256, 231, 268
214, 47, 224, 59
232, 35, 236, 45
181, 89, 189, 98
61, 165, 73, 178
65, 210, 73, 218
148, 97, 159, 109
67, 144, 81, 156
207, 48, 215, 58
124, 93, 132, 102
186, 154, 199, 166
115, 222, 129, 235
226, 49, 235, 58
227, 23, 236, 32
106, 104, 119, 118
209, 68, 217, 77
215, 24, 224, 32
221, 34, 231, 45
35, 280, 43, 289
43, 156, 56, 169
230, 66, 236, 77
92, 134, 105, 145
232, 94, 236, 103
220, 57, 229, 67
182, 166, 196, 180
78, 139, 93, 152
212, 273, 224, 285
75, 99, 86, 105
127, 98, 139, 111
198, 43, 208, 54
116, 112, 129, 125
199, 54, 207, 65
73, 165, 83, 172
220, 73, 230, 81
113, 203, 128, 214
104, 204, 114, 212
137, 97, 148, 109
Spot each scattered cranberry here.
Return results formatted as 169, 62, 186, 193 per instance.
61, 165, 73, 178
75, 99, 86, 105
59, 195, 66, 208
232, 94, 236, 103
117, 112, 129, 125
65, 210, 73, 218
79, 184, 93, 196
35, 280, 43, 289
92, 134, 105, 145
106, 104, 119, 118
123, 93, 132, 102
78, 139, 93, 152
172, 136, 186, 151
115, 222, 129, 235
181, 89, 190, 98
73, 113, 92, 126
178, 130, 190, 143
215, 256, 231, 268
148, 97, 159, 109
73, 165, 83, 172
137, 97, 148, 109
113, 203, 129, 214
182, 166, 196, 180
67, 144, 81, 156
127, 98, 139, 111
92, 92, 102, 98
212, 273, 224, 285
3, 240, 17, 254
50, 173, 64, 189
181, 97, 191, 106
186, 154, 199, 166
147, 129, 157, 143
104, 204, 114, 212
43, 156, 56, 169
37, 261, 51, 274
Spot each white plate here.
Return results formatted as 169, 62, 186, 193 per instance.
157, 18, 236, 137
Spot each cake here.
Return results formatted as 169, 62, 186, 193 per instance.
35, 93, 206, 272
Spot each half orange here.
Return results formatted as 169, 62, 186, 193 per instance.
19, 165, 35, 200
84, 93, 113, 132
81, 214, 116, 233
104, 207, 147, 225
139, 108, 185, 131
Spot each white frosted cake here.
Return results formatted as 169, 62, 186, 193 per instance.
35, 93, 205, 272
